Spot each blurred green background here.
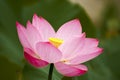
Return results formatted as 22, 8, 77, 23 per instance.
0, 0, 120, 80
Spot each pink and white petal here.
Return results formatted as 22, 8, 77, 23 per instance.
26, 21, 42, 49
16, 22, 31, 49
32, 14, 55, 41
36, 42, 62, 63
66, 38, 100, 61
59, 33, 85, 59
56, 19, 82, 41
76, 38, 101, 56
69, 47, 103, 64
24, 51, 48, 68
54, 62, 87, 77
24, 48, 39, 58
84, 38, 99, 48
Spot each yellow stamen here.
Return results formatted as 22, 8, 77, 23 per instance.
49, 38, 63, 47
61, 59, 70, 64
62, 60, 68, 63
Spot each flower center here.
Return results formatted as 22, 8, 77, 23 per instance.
49, 38, 63, 47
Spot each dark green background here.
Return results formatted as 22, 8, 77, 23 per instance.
0, 0, 120, 80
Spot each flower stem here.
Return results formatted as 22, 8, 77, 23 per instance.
48, 63, 54, 80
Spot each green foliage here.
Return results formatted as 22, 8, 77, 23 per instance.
0, 0, 120, 80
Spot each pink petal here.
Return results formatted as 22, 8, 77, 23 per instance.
24, 49, 48, 68
56, 19, 82, 41
54, 62, 87, 77
65, 38, 102, 64
26, 21, 42, 49
24, 48, 39, 58
84, 38, 99, 48
59, 33, 85, 59
74, 38, 99, 56
16, 22, 31, 49
36, 42, 62, 63
69, 47, 103, 64
32, 14, 55, 41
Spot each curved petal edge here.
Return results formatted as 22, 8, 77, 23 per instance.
55, 62, 87, 77
24, 51, 48, 68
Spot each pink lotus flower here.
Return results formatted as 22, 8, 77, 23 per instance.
16, 14, 103, 77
